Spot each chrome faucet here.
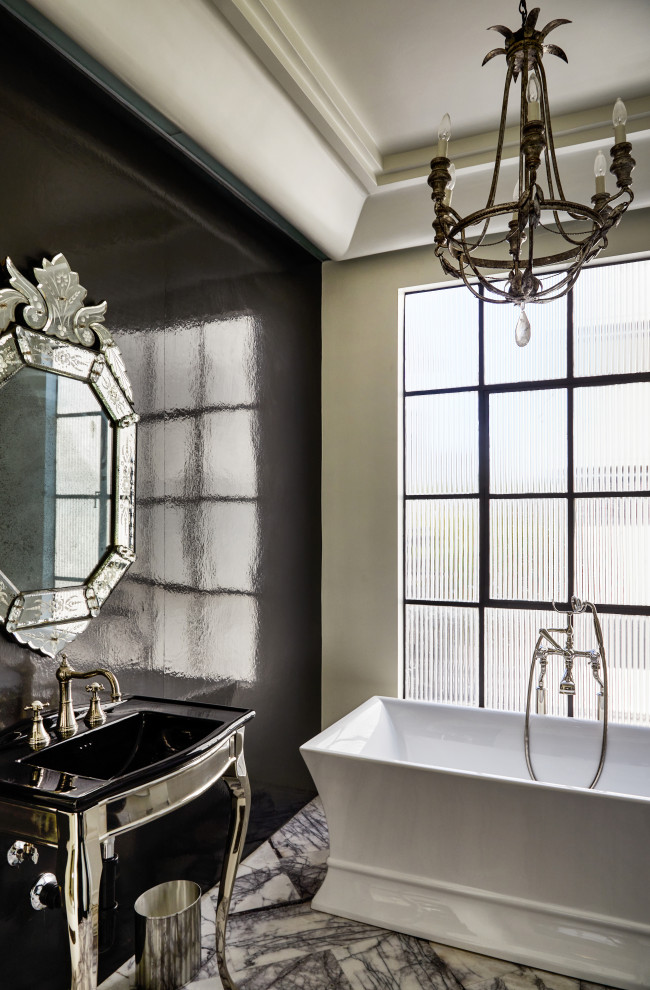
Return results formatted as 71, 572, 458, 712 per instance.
55, 653, 122, 738
524, 596, 609, 789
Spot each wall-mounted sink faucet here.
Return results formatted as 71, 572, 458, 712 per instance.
524, 596, 609, 789
55, 654, 122, 738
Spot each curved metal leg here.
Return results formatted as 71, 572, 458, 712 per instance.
215, 730, 251, 990
56, 807, 104, 990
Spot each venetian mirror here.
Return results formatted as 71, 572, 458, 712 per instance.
0, 254, 137, 657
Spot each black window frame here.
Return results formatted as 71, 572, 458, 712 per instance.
402, 256, 650, 711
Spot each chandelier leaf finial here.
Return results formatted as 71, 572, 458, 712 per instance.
428, 2, 636, 346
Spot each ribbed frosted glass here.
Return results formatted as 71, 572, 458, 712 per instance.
484, 276, 566, 384
589, 613, 650, 725
574, 384, 650, 492
490, 389, 567, 493
404, 287, 478, 390
406, 392, 478, 495
406, 499, 479, 601
575, 497, 650, 606
405, 604, 479, 705
485, 607, 569, 715
490, 499, 567, 601
574, 259, 650, 376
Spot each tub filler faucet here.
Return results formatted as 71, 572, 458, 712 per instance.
524, 596, 609, 789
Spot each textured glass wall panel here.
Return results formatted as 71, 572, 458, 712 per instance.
574, 384, 650, 492
490, 499, 567, 601
484, 277, 566, 384
406, 499, 479, 601
575, 497, 650, 606
485, 607, 569, 714
406, 392, 478, 495
574, 259, 650, 377
404, 287, 478, 390
405, 604, 479, 705
490, 389, 567, 493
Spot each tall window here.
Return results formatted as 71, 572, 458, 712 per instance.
403, 257, 650, 725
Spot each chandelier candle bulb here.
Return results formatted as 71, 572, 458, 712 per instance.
526, 71, 541, 121
613, 97, 627, 144
594, 150, 607, 194
437, 113, 451, 157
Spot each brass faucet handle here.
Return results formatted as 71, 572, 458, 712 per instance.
24, 700, 45, 714
84, 683, 106, 728
24, 701, 51, 751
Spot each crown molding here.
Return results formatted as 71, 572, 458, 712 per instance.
210, 0, 381, 190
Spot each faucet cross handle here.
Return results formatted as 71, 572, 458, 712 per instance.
84, 682, 106, 728
24, 701, 51, 750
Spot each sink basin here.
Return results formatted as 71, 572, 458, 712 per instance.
29, 710, 223, 780
0, 695, 254, 812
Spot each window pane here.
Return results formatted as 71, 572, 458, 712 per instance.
575, 497, 650, 606
574, 259, 650, 376
405, 604, 479, 705
485, 607, 569, 715
404, 287, 478, 390
490, 498, 567, 601
490, 389, 567, 494
406, 499, 478, 601
484, 277, 566, 384
593, 614, 650, 725
406, 392, 478, 495
574, 384, 650, 492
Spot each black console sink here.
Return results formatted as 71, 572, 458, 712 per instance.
30, 709, 223, 780
0, 695, 253, 812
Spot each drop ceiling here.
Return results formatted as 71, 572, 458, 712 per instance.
16, 0, 650, 259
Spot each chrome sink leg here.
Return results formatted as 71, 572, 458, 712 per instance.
215, 729, 251, 990
56, 806, 105, 990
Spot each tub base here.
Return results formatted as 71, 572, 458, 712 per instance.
314, 858, 650, 990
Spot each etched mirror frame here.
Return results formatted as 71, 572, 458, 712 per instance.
0, 254, 137, 657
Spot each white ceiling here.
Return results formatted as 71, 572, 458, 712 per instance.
23, 0, 650, 260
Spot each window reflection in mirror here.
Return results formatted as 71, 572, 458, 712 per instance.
0, 367, 113, 593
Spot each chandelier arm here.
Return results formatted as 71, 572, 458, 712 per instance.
484, 59, 516, 211
538, 60, 575, 215
537, 219, 602, 247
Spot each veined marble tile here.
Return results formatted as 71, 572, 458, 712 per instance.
98, 971, 131, 990
280, 850, 328, 899
242, 839, 283, 871
237, 949, 355, 989
333, 930, 464, 990
469, 967, 580, 990
202, 863, 302, 916
429, 941, 526, 987
270, 797, 329, 861
225, 901, 391, 971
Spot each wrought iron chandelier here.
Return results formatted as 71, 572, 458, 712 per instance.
428, 1, 636, 346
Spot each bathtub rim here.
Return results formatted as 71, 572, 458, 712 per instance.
301, 695, 650, 806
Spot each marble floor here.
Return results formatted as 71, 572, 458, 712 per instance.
100, 797, 618, 990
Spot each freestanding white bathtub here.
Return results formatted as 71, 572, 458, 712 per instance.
300, 697, 650, 990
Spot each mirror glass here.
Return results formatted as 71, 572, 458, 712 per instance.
0, 367, 113, 591
0, 253, 137, 657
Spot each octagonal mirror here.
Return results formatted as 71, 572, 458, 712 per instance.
0, 254, 137, 657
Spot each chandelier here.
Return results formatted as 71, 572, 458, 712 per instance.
428, 1, 636, 346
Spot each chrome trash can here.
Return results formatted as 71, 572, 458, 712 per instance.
134, 880, 202, 990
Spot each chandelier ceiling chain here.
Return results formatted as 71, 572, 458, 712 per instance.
428, 3, 636, 345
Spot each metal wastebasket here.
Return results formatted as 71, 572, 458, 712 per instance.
134, 880, 202, 990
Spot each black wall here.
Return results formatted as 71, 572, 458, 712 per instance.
0, 9, 321, 987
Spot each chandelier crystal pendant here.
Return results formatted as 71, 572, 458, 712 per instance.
428, 1, 636, 345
